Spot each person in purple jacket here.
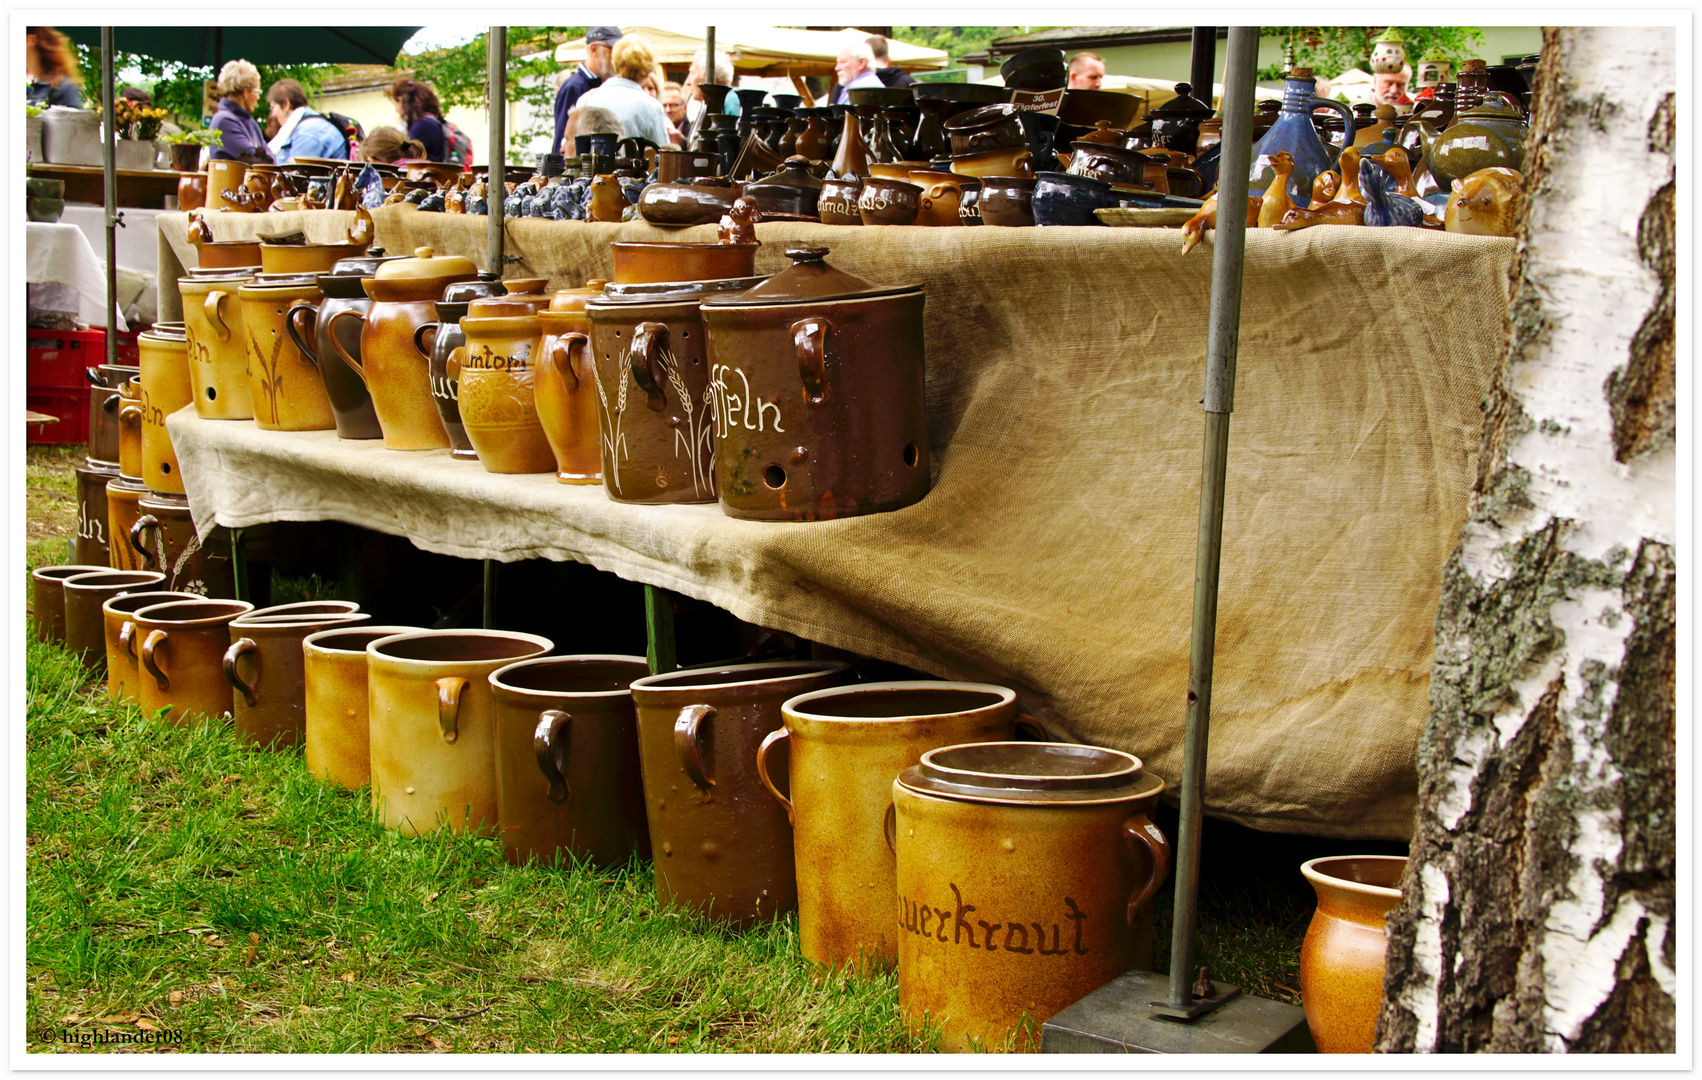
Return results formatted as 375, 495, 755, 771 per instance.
207, 59, 273, 162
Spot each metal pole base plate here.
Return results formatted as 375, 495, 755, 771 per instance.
1041, 970, 1315, 1054
1147, 982, 1243, 1020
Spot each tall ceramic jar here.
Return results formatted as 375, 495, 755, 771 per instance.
413, 276, 510, 461
457, 291, 556, 474
105, 477, 148, 573
178, 269, 257, 419
585, 277, 765, 505
129, 490, 236, 598
137, 324, 192, 494
700, 248, 931, 521
237, 272, 335, 431
893, 743, 1171, 1052
73, 459, 119, 566
1299, 855, 1406, 1053
352, 246, 479, 450
285, 250, 407, 441
535, 281, 607, 484
116, 377, 143, 480
1248, 67, 1356, 207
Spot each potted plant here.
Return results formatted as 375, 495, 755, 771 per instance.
109, 98, 170, 170
164, 128, 222, 172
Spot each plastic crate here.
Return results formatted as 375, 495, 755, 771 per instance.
27, 328, 142, 392
27, 387, 92, 445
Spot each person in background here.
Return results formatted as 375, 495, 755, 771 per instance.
574, 35, 676, 149
387, 76, 447, 161
867, 36, 915, 89
553, 25, 619, 154
358, 125, 424, 163
682, 50, 740, 127
1372, 64, 1415, 109
25, 26, 82, 108
832, 39, 884, 104
265, 78, 349, 163
208, 59, 272, 162
121, 84, 183, 156
1067, 52, 1105, 90
660, 81, 689, 141
566, 104, 624, 141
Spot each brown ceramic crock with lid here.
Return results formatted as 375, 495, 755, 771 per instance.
892, 742, 1171, 1052
414, 275, 508, 460
456, 292, 558, 474
535, 282, 609, 483
700, 248, 930, 521
285, 248, 407, 440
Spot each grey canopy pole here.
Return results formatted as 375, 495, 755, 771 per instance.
101, 27, 119, 366
481, 25, 508, 631
705, 26, 715, 79
1189, 27, 1217, 104
1165, 23, 1260, 1014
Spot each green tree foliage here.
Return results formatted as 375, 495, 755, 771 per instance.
1257, 27, 1485, 80
72, 42, 333, 128
403, 27, 584, 162
888, 27, 1033, 60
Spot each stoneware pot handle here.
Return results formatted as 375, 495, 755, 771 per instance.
791, 317, 832, 406
1014, 713, 1048, 741
413, 321, 439, 360
549, 333, 587, 392
119, 620, 137, 659
104, 392, 120, 415
755, 727, 793, 823
629, 321, 670, 412
1311, 96, 1356, 158
437, 676, 468, 744
222, 637, 260, 707
534, 709, 573, 803
1122, 813, 1173, 925
966, 129, 1000, 151
883, 803, 898, 855
86, 365, 105, 388
129, 515, 159, 565
285, 301, 320, 368
204, 290, 232, 343
325, 309, 368, 385
141, 628, 170, 689
673, 703, 715, 799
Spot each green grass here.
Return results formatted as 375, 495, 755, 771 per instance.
26, 444, 82, 575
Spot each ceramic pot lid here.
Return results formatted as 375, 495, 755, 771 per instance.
325, 248, 407, 278
1150, 82, 1213, 119
896, 741, 1154, 806
465, 293, 551, 318
547, 280, 609, 314
139, 324, 186, 342
702, 248, 919, 307
372, 245, 479, 282
946, 102, 1022, 133
746, 156, 824, 194
589, 275, 768, 306
441, 277, 507, 305
246, 271, 321, 289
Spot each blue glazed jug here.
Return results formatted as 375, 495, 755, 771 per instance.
1248, 68, 1356, 208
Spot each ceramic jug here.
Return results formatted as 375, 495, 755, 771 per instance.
31, 564, 113, 644
893, 742, 1171, 1052
367, 629, 554, 836
1423, 93, 1527, 191
104, 477, 149, 573
488, 655, 652, 868
179, 270, 257, 419
237, 273, 335, 431
457, 293, 557, 474
134, 597, 256, 725
62, 569, 164, 669
535, 283, 606, 484
137, 325, 192, 494
1249, 67, 1357, 207
73, 459, 119, 566
128, 490, 235, 598
284, 249, 407, 441
628, 660, 854, 927
301, 624, 422, 790
1299, 855, 1406, 1053
759, 681, 1022, 973
413, 276, 510, 461
116, 377, 143, 480
224, 603, 370, 749
102, 589, 201, 702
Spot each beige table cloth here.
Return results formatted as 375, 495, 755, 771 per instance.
163, 209, 1513, 839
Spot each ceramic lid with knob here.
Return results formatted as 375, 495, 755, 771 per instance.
464, 292, 553, 319
587, 276, 768, 306
371, 245, 479, 283
701, 248, 920, 307
1149, 82, 1213, 120
324, 247, 407, 278
896, 741, 1160, 806
433, 275, 507, 322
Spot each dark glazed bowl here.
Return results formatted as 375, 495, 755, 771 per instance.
818, 175, 865, 225
945, 102, 1027, 157
1057, 88, 1144, 130
857, 176, 923, 226
1031, 171, 1113, 226
1000, 47, 1068, 91
978, 175, 1038, 227
846, 86, 917, 110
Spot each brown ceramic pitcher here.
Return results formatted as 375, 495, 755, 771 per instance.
457, 294, 557, 473
224, 603, 370, 750
1299, 855, 1406, 1053
134, 597, 256, 725
137, 324, 193, 494
760, 681, 1023, 973
535, 284, 606, 484
488, 655, 652, 868
301, 625, 423, 790
628, 659, 853, 927
102, 590, 201, 703
30, 564, 112, 644
63, 569, 165, 669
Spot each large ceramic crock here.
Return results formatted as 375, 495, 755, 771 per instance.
700, 248, 930, 521
73, 459, 120, 566
759, 681, 1021, 973
488, 655, 652, 868
609, 238, 760, 285
105, 477, 148, 573
1299, 855, 1406, 1053
223, 604, 370, 749
133, 597, 256, 726
301, 624, 422, 790
237, 272, 335, 431
116, 376, 143, 479
102, 589, 201, 703
457, 292, 557, 474
627, 660, 854, 927
137, 325, 192, 494
893, 742, 1171, 1052
535, 282, 607, 484
284, 249, 407, 440
128, 490, 235, 598
63, 569, 165, 669
585, 276, 765, 505
178, 269, 257, 419
30, 564, 112, 644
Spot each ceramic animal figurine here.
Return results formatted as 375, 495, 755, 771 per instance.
1370, 148, 1417, 197
1417, 192, 1450, 228
1312, 169, 1340, 205
1359, 159, 1426, 228
717, 196, 760, 244
1180, 194, 1261, 254
1445, 167, 1524, 236
588, 173, 629, 222
1256, 151, 1296, 229
188, 212, 214, 245
1333, 147, 1366, 205
347, 205, 374, 248
1272, 200, 1365, 231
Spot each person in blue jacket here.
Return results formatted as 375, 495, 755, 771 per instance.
207, 59, 272, 162
552, 25, 619, 154
265, 78, 349, 163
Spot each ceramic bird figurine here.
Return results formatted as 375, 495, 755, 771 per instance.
1445, 167, 1525, 237
1333, 147, 1366, 205
1311, 169, 1340, 205
1272, 200, 1365, 230
1360, 159, 1426, 227
1179, 193, 1261, 254
1370, 148, 1417, 197
588, 173, 629, 223
1256, 152, 1296, 228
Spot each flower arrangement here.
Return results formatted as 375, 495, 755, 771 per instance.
112, 99, 169, 141
165, 128, 225, 147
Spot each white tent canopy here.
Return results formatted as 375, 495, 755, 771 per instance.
979, 72, 1282, 108
554, 26, 949, 77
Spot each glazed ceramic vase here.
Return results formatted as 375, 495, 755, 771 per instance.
415, 277, 509, 461
1299, 855, 1406, 1053
457, 293, 557, 474
1248, 68, 1357, 207
285, 249, 407, 441
535, 283, 606, 484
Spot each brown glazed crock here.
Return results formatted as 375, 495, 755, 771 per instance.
700, 248, 930, 521
133, 597, 256, 726
1299, 855, 1406, 1053
743, 156, 823, 218
655, 148, 720, 184
759, 681, 1021, 973
301, 625, 423, 790
102, 589, 202, 702
978, 176, 1039, 227
63, 569, 165, 669
627, 660, 854, 927
195, 240, 264, 269
893, 742, 1171, 1052
137, 324, 192, 494
488, 655, 653, 868
116, 377, 143, 479
30, 564, 113, 644
203, 160, 248, 212
948, 144, 1034, 180
285, 249, 408, 441
609, 239, 760, 285
816, 176, 865, 225
237, 272, 336, 432
259, 241, 366, 276
223, 603, 370, 750
128, 490, 236, 598
535, 283, 607, 483
457, 293, 557, 474
857, 176, 923, 226
86, 361, 136, 466
73, 459, 120, 566
178, 270, 257, 419
367, 629, 554, 836
105, 477, 148, 573
908, 170, 975, 227
945, 103, 1028, 157
585, 276, 766, 505
416, 276, 509, 461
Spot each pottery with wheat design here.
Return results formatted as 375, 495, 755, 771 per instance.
178, 270, 257, 420
237, 273, 335, 432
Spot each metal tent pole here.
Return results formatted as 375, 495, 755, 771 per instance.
481, 25, 508, 633
1189, 27, 1218, 103
1164, 23, 1260, 1015
705, 26, 715, 81
101, 28, 118, 366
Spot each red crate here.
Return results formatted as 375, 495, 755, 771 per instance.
27, 328, 142, 392
27, 387, 92, 445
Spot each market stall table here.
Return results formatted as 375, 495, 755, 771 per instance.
28, 163, 181, 209
162, 212, 1513, 840
28, 221, 127, 330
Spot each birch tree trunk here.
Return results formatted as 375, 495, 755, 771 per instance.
1375, 26, 1675, 1053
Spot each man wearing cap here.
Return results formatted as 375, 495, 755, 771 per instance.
554, 25, 619, 154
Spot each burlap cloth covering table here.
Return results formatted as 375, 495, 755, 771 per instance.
161, 209, 1512, 839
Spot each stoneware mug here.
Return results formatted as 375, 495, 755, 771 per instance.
101, 590, 202, 703
223, 602, 369, 750
301, 625, 423, 790
133, 597, 256, 725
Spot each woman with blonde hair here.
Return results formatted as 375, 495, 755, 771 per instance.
207, 59, 272, 162
358, 125, 426, 163
25, 26, 82, 108
574, 34, 678, 147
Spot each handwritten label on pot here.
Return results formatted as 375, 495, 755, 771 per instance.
899, 883, 1093, 956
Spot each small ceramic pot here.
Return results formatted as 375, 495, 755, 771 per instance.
176, 172, 207, 213
63, 570, 165, 669
128, 490, 236, 598
116, 377, 143, 480
258, 242, 365, 276
204, 160, 247, 212
627, 660, 854, 926
908, 170, 973, 227
1065, 140, 1151, 185
417, 277, 509, 461
609, 239, 760, 285
224, 604, 370, 750
73, 459, 120, 566
137, 325, 192, 494
1031, 171, 1114, 226
301, 625, 422, 790
978, 176, 1038, 227
367, 629, 554, 836
458, 294, 557, 474
31, 564, 113, 644
178, 270, 257, 419
743, 156, 823, 218
858, 176, 923, 226
1299, 855, 1406, 1053
535, 283, 606, 484
195, 240, 263, 270
957, 181, 984, 225
949, 144, 1034, 180
893, 742, 1171, 1052
945, 103, 1027, 157
104, 477, 148, 573
760, 681, 1021, 973
101, 589, 201, 703
487, 655, 652, 868
236, 273, 335, 432
816, 176, 865, 225
134, 597, 256, 726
